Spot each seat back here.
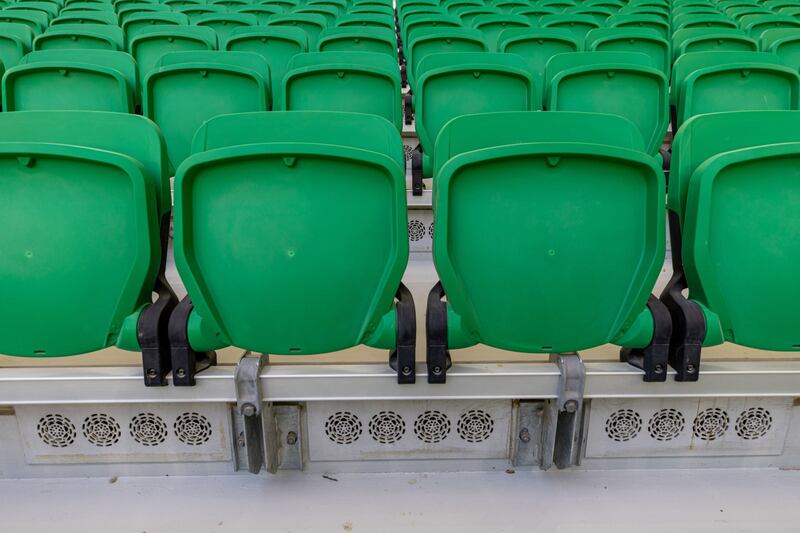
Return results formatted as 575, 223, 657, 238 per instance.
143, 50, 271, 170
173, 5, 226, 24
471, 14, 530, 51
129, 25, 217, 92
51, 10, 118, 26
0, 9, 49, 34
267, 14, 327, 49
4, 49, 136, 112
415, 52, 536, 176
34, 24, 125, 51
606, 13, 670, 39
432, 111, 663, 352
540, 14, 601, 44
586, 28, 669, 75
546, 51, 668, 155
0, 22, 33, 68
740, 14, 800, 38
406, 27, 487, 89
671, 28, 757, 61
231, 6, 283, 26
174, 111, 408, 355
123, 12, 190, 44
279, 51, 401, 131
318, 27, 397, 57
336, 13, 395, 30
224, 26, 307, 90
0, 111, 164, 356
763, 28, 800, 71
195, 13, 258, 43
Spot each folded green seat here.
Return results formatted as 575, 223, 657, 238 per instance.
540, 14, 601, 44
142, 50, 271, 170
266, 14, 327, 49
0, 110, 177, 386
762, 28, 800, 71
277, 51, 402, 131
411, 51, 537, 194
169, 111, 416, 385
585, 28, 669, 77
426, 111, 669, 383
0, 9, 49, 34
317, 27, 398, 57
6, 2, 59, 20
51, 10, 119, 26
196, 13, 258, 43
671, 28, 757, 61
545, 51, 668, 157
33, 24, 125, 51
470, 14, 530, 51
122, 12, 190, 45
664, 111, 800, 381
223, 26, 308, 90
2, 49, 137, 112
336, 13, 396, 31
671, 51, 800, 129
0, 22, 34, 69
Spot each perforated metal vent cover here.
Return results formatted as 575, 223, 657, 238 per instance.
408, 219, 426, 242
406, 209, 433, 252
307, 400, 511, 462
586, 398, 792, 459
16, 404, 232, 464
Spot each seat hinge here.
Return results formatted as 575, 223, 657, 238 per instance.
234, 353, 279, 474
541, 353, 585, 470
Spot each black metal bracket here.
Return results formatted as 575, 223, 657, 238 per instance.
167, 296, 217, 386
401, 63, 408, 90
411, 144, 424, 196
425, 281, 452, 384
403, 92, 413, 125
139, 212, 178, 387
620, 295, 671, 382
389, 283, 416, 384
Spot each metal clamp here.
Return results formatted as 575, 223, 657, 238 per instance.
541, 353, 585, 470
234, 353, 279, 474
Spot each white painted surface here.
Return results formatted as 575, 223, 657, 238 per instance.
1, 469, 798, 532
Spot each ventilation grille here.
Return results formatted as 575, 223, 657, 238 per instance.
408, 219, 426, 241
457, 410, 494, 443
414, 410, 451, 443
37, 414, 76, 448
735, 407, 773, 440
403, 143, 414, 162
369, 411, 405, 444
693, 408, 730, 441
648, 409, 685, 442
605, 409, 642, 442
325, 411, 363, 445
174, 412, 212, 446
82, 414, 121, 447
130, 413, 168, 447
586, 398, 790, 459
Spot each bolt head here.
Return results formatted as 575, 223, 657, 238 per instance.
241, 403, 256, 417
519, 428, 531, 443
146, 368, 157, 379
286, 431, 298, 445
564, 399, 579, 413
175, 368, 186, 378
401, 366, 412, 376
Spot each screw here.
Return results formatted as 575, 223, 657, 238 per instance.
687, 364, 697, 374
654, 364, 664, 373
146, 368, 157, 379
519, 428, 531, 443
286, 431, 298, 445
564, 399, 578, 413
432, 366, 442, 375
175, 368, 186, 378
241, 403, 256, 417
401, 366, 412, 376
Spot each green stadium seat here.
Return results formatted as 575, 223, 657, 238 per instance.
726, 7, 772, 21
471, 14, 530, 52
541, 14, 602, 44
762, 28, 800, 71
0, 22, 34, 68
210, 0, 249, 7
6, 2, 58, 19
34, 24, 125, 51
671, 28, 757, 61
740, 14, 800, 39
567, 7, 615, 25
411, 52, 537, 191
3, 49, 136, 112
278, 51, 401, 130
318, 27, 397, 56
0, 110, 177, 386
426, 111, 669, 382
457, 7, 498, 26
0, 9, 49, 34
117, 4, 170, 26
223, 26, 307, 90
671, 51, 800, 127
663, 110, 800, 380
173, 5, 226, 24
406, 27, 487, 91
232, 5, 283, 25
349, 5, 394, 17
122, 12, 190, 44
586, 28, 670, 76
267, 14, 327, 49
672, 14, 738, 31
294, 6, 339, 25
129, 25, 217, 94
402, 14, 462, 45
61, 2, 115, 12
195, 13, 258, 44
499, 28, 579, 104
510, 6, 558, 27
142, 50, 270, 170
492, 0, 529, 15
169, 111, 415, 385
545, 51, 668, 156
51, 10, 118, 26
606, 13, 670, 40
336, 13, 395, 30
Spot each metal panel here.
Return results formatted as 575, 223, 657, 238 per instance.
585, 397, 793, 458
306, 400, 512, 461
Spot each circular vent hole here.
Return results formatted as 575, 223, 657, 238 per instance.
408, 219, 426, 241
605, 409, 642, 442
414, 410, 451, 443
37, 414, 76, 448
735, 407, 773, 440
428, 222, 434, 238
368, 411, 406, 444
130, 413, 168, 446
693, 408, 730, 441
325, 411, 362, 444
82, 413, 121, 447
403, 144, 414, 162
648, 408, 685, 442
174, 412, 212, 445
457, 410, 494, 443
